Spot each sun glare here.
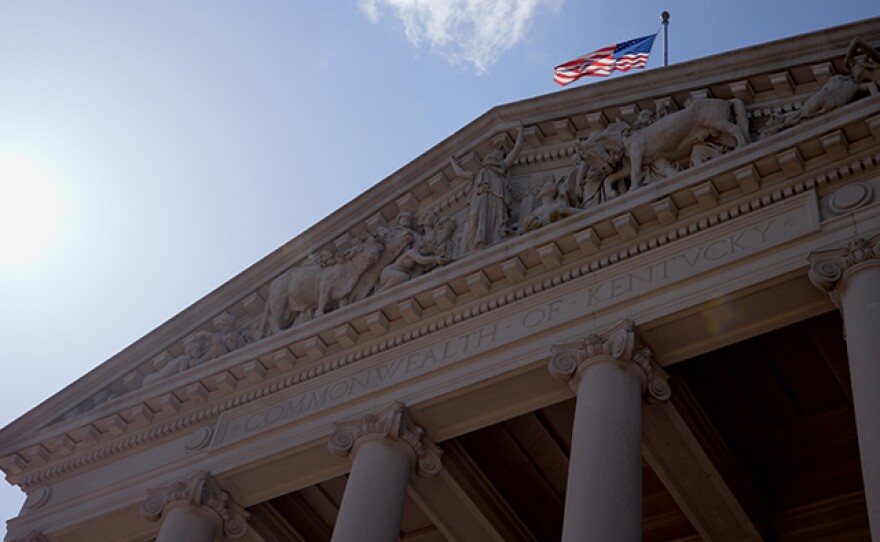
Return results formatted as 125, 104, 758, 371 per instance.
0, 152, 65, 271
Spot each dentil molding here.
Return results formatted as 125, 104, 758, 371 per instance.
548, 320, 671, 403
328, 401, 442, 477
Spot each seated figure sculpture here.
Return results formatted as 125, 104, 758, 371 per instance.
378, 239, 450, 291
523, 177, 581, 232
142, 334, 204, 386
761, 37, 879, 137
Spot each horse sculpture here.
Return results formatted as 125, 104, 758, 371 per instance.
577, 98, 751, 197
625, 98, 750, 186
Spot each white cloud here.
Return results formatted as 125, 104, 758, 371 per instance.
359, 0, 561, 74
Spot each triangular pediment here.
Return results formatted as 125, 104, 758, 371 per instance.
2, 17, 879, 489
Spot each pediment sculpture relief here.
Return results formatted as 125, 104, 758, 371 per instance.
264, 233, 386, 334
60, 37, 880, 420
760, 37, 879, 137
573, 98, 750, 202
523, 175, 581, 232
451, 123, 524, 251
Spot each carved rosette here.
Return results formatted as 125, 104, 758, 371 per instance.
808, 234, 880, 306
548, 320, 671, 403
140, 470, 249, 539
328, 401, 443, 477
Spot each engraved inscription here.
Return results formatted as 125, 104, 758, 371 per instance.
211, 193, 818, 449
215, 324, 500, 445
579, 220, 777, 309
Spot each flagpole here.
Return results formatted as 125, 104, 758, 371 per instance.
661, 11, 669, 67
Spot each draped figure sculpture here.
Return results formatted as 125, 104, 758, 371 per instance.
451, 124, 524, 252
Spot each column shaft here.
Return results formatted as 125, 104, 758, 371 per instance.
563, 360, 644, 542
155, 504, 220, 542
331, 437, 414, 542
838, 263, 880, 538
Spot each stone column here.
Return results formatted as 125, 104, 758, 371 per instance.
809, 234, 880, 540
328, 401, 442, 542
549, 320, 670, 542
141, 470, 249, 542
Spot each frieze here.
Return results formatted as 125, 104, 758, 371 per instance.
51, 37, 879, 423
6, 161, 845, 490
9, 37, 880, 489
208, 191, 819, 452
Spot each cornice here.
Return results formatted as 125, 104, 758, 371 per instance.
7, 22, 876, 443
3, 25, 880, 488
6, 122, 879, 490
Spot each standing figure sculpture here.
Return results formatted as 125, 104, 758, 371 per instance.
451, 124, 524, 252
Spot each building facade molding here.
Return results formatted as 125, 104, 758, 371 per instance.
3, 20, 880, 541
5, 178, 832, 489
4, 93, 878, 492
28, 51, 880, 437
328, 401, 442, 478
140, 470, 249, 540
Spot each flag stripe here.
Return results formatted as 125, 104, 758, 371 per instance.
553, 35, 656, 86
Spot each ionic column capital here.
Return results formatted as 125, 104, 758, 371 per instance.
328, 401, 443, 477
808, 234, 880, 305
549, 320, 670, 403
140, 470, 249, 539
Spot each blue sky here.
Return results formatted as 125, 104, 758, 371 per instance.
0, 0, 876, 534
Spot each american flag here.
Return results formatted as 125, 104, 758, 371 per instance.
554, 34, 657, 86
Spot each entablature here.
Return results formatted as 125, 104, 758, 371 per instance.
2, 19, 879, 515
5, 96, 880, 491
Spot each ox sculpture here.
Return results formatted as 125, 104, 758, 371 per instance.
262, 234, 385, 335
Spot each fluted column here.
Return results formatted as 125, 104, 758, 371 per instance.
549, 320, 670, 542
328, 401, 442, 542
141, 470, 249, 542
809, 233, 880, 539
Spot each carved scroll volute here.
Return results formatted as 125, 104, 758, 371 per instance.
140, 470, 249, 539
808, 235, 880, 307
548, 320, 671, 403
328, 401, 443, 477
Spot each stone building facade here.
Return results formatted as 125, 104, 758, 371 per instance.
2, 17, 880, 541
